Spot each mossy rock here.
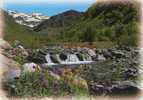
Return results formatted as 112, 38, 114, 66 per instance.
50, 55, 60, 63
76, 53, 84, 61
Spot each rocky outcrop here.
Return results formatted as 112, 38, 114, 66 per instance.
0, 54, 21, 82
0, 39, 21, 82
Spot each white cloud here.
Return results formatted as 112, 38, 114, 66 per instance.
4, 0, 96, 4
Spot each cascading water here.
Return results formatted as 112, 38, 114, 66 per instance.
45, 54, 56, 65
45, 54, 53, 63
44, 50, 95, 66
66, 54, 79, 62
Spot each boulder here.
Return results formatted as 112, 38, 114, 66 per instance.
0, 38, 11, 50
22, 62, 41, 73
88, 49, 96, 57
4, 69, 21, 82
0, 53, 21, 82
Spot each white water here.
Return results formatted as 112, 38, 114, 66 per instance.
44, 53, 94, 66
66, 54, 79, 62
45, 54, 55, 65
83, 54, 92, 61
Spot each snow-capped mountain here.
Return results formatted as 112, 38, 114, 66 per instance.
8, 10, 50, 28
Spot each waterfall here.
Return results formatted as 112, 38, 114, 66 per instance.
44, 51, 95, 66
83, 53, 92, 61
66, 54, 79, 62
45, 54, 54, 64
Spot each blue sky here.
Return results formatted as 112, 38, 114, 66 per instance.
3, 0, 96, 16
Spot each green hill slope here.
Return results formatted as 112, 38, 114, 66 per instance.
60, 2, 140, 46
33, 10, 83, 34
3, 10, 83, 48
3, 11, 51, 48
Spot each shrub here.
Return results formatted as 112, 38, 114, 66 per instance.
6, 70, 88, 97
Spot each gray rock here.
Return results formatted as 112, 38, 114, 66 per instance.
97, 54, 106, 61
59, 53, 67, 61
4, 69, 21, 82
50, 54, 60, 63
110, 81, 140, 95
22, 62, 41, 73
102, 49, 112, 59
0, 38, 12, 50
88, 49, 96, 57
39, 49, 48, 55
111, 50, 125, 58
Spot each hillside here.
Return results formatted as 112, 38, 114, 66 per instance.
3, 10, 84, 48
34, 10, 83, 34
3, 11, 49, 48
60, 2, 140, 46
4, 1, 140, 48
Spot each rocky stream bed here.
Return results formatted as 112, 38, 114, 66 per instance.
1, 43, 142, 96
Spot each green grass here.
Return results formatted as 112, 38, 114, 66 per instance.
6, 71, 88, 97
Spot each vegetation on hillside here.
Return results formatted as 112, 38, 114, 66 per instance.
4, 2, 140, 48
3, 11, 51, 48
60, 2, 140, 46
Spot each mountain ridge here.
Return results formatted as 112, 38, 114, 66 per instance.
33, 9, 84, 34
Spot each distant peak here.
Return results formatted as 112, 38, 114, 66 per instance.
7, 10, 49, 28
63, 9, 82, 14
